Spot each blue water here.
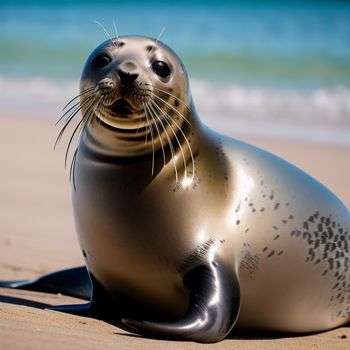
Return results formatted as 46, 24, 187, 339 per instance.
1, 0, 350, 87
0, 0, 350, 145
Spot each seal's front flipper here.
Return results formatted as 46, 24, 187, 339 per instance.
49, 275, 123, 320
123, 260, 240, 343
0, 266, 91, 300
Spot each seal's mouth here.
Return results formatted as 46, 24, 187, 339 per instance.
110, 99, 134, 115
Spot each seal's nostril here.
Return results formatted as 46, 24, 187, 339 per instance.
117, 69, 138, 87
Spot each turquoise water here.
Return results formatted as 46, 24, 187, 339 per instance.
1, 0, 350, 144
1, 0, 350, 87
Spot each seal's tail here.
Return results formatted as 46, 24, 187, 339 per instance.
0, 266, 91, 300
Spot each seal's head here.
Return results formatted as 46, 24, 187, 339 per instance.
80, 35, 192, 130
58, 35, 197, 185
62, 35, 197, 183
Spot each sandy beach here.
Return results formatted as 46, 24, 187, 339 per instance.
0, 114, 349, 349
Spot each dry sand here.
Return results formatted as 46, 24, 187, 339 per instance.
0, 115, 349, 349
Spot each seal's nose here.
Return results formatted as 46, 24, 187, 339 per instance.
117, 61, 139, 87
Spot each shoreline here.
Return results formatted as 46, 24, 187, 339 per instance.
0, 114, 349, 349
1, 73, 350, 148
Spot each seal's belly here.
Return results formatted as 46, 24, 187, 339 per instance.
74, 193, 190, 318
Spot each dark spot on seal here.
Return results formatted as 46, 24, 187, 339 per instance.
307, 248, 315, 261
274, 203, 280, 210
267, 250, 275, 258
235, 202, 241, 213
307, 215, 315, 223
332, 282, 340, 290
303, 231, 311, 240
262, 246, 268, 252
260, 208, 266, 212
339, 334, 347, 339
278, 250, 284, 256
82, 249, 87, 258
175, 100, 179, 107
289, 215, 294, 220
272, 226, 278, 230
273, 234, 280, 240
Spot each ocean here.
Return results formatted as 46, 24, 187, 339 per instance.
1, 0, 350, 145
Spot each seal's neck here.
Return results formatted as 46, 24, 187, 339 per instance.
79, 102, 202, 183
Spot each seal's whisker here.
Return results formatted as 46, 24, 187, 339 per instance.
70, 148, 78, 191
151, 100, 188, 179
148, 27, 166, 56
60, 93, 95, 132
95, 97, 107, 125
69, 104, 95, 189
148, 101, 179, 182
57, 90, 95, 125
58, 93, 95, 126
55, 95, 96, 149
144, 122, 150, 144
95, 95, 112, 128
113, 21, 119, 42
64, 97, 98, 169
74, 98, 97, 150
94, 20, 116, 47
143, 104, 156, 175
152, 93, 191, 125
136, 118, 143, 134
83, 104, 97, 141
147, 85, 190, 111
144, 103, 166, 168
154, 27, 166, 49
62, 87, 95, 112
153, 101, 195, 180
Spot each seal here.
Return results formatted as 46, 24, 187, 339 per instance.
1, 35, 350, 343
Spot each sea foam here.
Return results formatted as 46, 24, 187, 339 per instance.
0, 75, 349, 146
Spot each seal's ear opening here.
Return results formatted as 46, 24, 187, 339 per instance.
123, 260, 241, 343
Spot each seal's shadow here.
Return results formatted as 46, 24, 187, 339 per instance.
0, 294, 50, 309
1, 291, 349, 342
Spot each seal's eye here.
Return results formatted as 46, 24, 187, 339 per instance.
91, 54, 112, 68
152, 60, 171, 79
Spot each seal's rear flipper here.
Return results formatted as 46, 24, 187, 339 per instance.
0, 266, 91, 300
123, 260, 240, 343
